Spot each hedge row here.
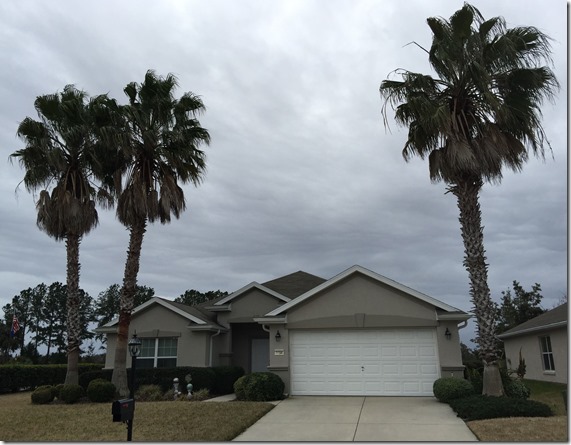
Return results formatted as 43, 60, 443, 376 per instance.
432, 377, 553, 421
78, 365, 244, 395
0, 364, 103, 392
449, 395, 553, 420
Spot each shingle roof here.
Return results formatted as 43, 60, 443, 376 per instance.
262, 271, 327, 298
158, 298, 216, 323
498, 303, 568, 339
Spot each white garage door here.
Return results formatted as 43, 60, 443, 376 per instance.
290, 329, 440, 396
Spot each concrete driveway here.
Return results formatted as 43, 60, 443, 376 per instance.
233, 396, 478, 442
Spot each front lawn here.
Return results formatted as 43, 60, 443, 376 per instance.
466, 379, 567, 442
0, 392, 274, 441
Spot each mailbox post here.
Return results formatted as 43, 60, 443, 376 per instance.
127, 334, 142, 441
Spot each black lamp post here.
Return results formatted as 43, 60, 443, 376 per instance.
127, 333, 142, 441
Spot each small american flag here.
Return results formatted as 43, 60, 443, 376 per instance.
10, 315, 20, 338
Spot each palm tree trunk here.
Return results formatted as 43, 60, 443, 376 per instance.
112, 219, 147, 397
64, 234, 81, 385
450, 179, 504, 396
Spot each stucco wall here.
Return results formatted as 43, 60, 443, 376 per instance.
101, 303, 210, 368
266, 273, 466, 393
217, 289, 285, 325
285, 274, 438, 328
503, 327, 567, 384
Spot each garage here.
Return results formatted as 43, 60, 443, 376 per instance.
289, 328, 440, 396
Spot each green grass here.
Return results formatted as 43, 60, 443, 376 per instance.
525, 378, 567, 416
0, 392, 274, 441
466, 379, 568, 441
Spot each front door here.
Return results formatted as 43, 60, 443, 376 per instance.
251, 338, 269, 372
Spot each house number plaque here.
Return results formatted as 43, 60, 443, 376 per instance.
274, 349, 284, 356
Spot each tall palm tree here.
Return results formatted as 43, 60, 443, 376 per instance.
11, 86, 113, 385
379, 3, 558, 395
110, 70, 210, 395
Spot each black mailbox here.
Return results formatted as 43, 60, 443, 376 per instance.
112, 398, 134, 422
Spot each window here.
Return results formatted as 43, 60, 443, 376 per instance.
138, 337, 178, 369
540, 336, 555, 371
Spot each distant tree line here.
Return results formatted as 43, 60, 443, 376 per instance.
1, 283, 227, 364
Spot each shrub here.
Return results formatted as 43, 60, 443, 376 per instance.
449, 395, 552, 420
0, 364, 103, 392
211, 366, 245, 395
136, 384, 164, 402
31, 386, 55, 404
87, 378, 116, 403
59, 384, 85, 404
191, 388, 211, 401
466, 367, 483, 394
54, 383, 65, 399
433, 377, 474, 403
79, 370, 111, 389
235, 372, 284, 401
504, 379, 530, 400
234, 374, 250, 400
163, 389, 175, 401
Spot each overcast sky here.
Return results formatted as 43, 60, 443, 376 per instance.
0, 0, 567, 346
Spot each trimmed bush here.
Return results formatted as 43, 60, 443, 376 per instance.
59, 384, 85, 404
79, 370, 111, 389
136, 384, 164, 402
31, 386, 55, 404
211, 366, 245, 395
234, 374, 249, 400
235, 372, 284, 401
0, 364, 102, 392
433, 377, 475, 403
504, 379, 531, 400
449, 395, 553, 420
87, 378, 116, 403
54, 383, 65, 399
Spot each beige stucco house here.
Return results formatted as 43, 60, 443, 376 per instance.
95, 265, 470, 396
498, 303, 567, 384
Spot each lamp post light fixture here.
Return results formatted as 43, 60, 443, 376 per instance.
127, 333, 142, 441
445, 328, 452, 340
275, 330, 281, 342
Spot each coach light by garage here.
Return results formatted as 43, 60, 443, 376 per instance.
444, 328, 451, 340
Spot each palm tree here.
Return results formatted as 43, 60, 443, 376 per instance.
379, 3, 558, 395
110, 70, 210, 395
11, 86, 113, 385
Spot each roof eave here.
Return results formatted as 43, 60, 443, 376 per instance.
187, 325, 229, 332
253, 316, 287, 324
437, 313, 472, 321
267, 265, 467, 316
498, 321, 567, 339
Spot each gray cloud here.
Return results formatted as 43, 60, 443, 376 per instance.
0, 0, 566, 348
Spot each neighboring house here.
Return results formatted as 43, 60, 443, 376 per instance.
498, 303, 568, 384
95, 265, 470, 396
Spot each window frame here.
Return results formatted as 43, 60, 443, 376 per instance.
137, 337, 178, 369
539, 335, 555, 372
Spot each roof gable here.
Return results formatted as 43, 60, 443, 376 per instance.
98, 297, 210, 329
262, 271, 327, 298
214, 282, 291, 306
498, 303, 568, 339
266, 265, 466, 317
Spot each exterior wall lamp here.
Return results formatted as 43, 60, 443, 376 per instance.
445, 328, 452, 340
275, 330, 281, 342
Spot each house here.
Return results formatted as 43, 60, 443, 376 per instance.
95, 265, 470, 396
498, 303, 567, 384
